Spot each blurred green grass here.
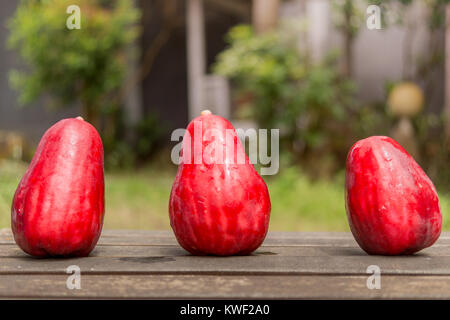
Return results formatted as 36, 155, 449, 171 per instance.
0, 160, 448, 231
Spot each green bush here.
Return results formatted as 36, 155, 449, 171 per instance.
7, 0, 166, 169
102, 109, 165, 170
214, 25, 368, 177
8, 0, 140, 128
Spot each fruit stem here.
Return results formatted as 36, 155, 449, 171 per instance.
201, 110, 212, 116
76, 116, 84, 121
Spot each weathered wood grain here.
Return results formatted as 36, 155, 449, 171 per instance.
0, 229, 359, 246
1, 251, 450, 275
1, 230, 450, 298
1, 274, 450, 299
3, 229, 450, 246
2, 243, 450, 259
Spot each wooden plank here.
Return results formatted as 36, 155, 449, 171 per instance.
1, 274, 450, 299
3, 242, 450, 259
1, 250, 450, 275
0, 239, 358, 246
1, 229, 450, 299
2, 230, 450, 277
0, 230, 361, 246
3, 229, 450, 240
0, 244, 369, 259
0, 229, 356, 240
4, 229, 450, 245
3, 229, 450, 247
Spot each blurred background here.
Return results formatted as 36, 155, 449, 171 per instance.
0, 0, 449, 231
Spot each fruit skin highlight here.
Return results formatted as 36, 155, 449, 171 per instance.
169, 111, 271, 256
11, 117, 105, 257
345, 136, 441, 255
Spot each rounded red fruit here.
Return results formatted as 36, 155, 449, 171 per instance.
169, 110, 271, 256
345, 136, 441, 255
11, 117, 105, 257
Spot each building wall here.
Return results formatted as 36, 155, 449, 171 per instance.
282, 0, 444, 112
349, 1, 444, 111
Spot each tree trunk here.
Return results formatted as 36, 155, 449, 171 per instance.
341, 0, 354, 78
252, 0, 279, 34
445, 4, 450, 142
186, 0, 206, 120
343, 32, 353, 78
82, 100, 100, 131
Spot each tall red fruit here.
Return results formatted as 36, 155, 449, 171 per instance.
169, 110, 271, 256
11, 117, 105, 257
345, 136, 441, 255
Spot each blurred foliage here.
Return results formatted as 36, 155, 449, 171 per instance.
331, 0, 365, 38
413, 113, 450, 190
214, 25, 309, 130
103, 110, 165, 170
7, 0, 164, 169
101, 105, 136, 170
216, 1, 450, 187
214, 25, 385, 178
134, 113, 165, 161
330, 0, 420, 37
8, 0, 140, 125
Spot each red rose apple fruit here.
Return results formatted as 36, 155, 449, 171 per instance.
169, 110, 271, 255
11, 117, 105, 257
345, 136, 441, 255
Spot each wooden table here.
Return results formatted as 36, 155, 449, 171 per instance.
1, 229, 450, 299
